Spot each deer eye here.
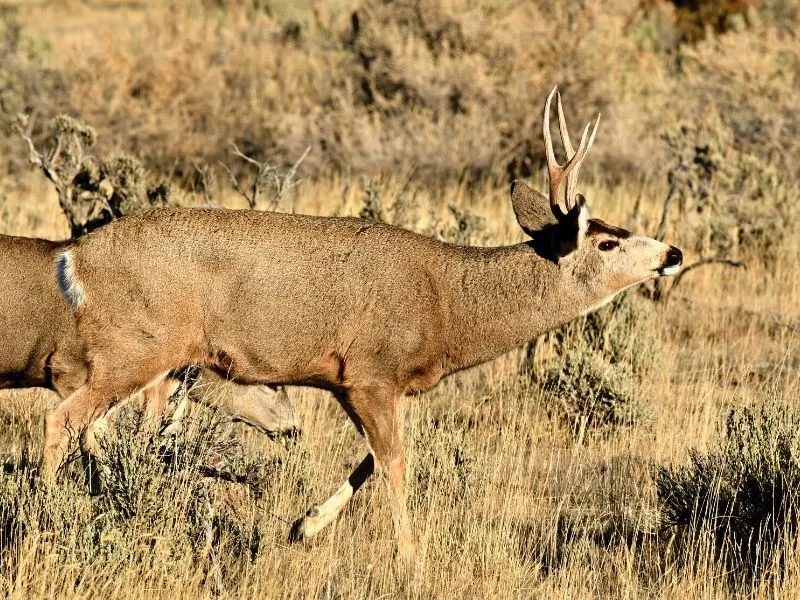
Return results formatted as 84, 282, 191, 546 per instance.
598, 240, 619, 251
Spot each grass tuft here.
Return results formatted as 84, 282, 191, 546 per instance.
657, 398, 800, 583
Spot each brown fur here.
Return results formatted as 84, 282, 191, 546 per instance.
45, 185, 681, 556
0, 235, 86, 395
0, 234, 298, 442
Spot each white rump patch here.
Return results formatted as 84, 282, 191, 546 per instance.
55, 250, 86, 311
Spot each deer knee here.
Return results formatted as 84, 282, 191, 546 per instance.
143, 375, 179, 421
43, 409, 65, 444
364, 429, 405, 485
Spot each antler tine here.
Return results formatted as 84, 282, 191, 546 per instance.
556, 91, 601, 211
564, 116, 600, 210
543, 86, 581, 220
542, 86, 560, 213
556, 92, 575, 159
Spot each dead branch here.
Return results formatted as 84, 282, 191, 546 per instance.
193, 161, 216, 207
662, 257, 745, 303
14, 114, 59, 187
276, 145, 311, 210
219, 145, 311, 211
654, 176, 678, 242
218, 159, 249, 208
12, 113, 81, 234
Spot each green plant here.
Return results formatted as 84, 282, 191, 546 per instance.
541, 349, 641, 430
530, 293, 661, 431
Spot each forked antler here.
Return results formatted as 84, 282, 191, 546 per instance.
543, 86, 601, 218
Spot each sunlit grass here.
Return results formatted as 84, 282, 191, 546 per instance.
0, 171, 797, 597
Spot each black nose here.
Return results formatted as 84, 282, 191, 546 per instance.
666, 246, 683, 267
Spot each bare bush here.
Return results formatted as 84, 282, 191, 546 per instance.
657, 400, 800, 583
220, 144, 310, 211
13, 113, 168, 237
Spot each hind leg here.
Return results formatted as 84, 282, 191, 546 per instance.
72, 372, 174, 494
142, 374, 181, 424
43, 359, 174, 479
42, 382, 121, 478
86, 371, 175, 457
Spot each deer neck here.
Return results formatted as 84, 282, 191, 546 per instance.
441, 243, 596, 373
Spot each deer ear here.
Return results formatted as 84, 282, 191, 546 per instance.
510, 180, 558, 236
552, 194, 589, 259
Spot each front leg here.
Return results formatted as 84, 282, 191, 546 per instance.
290, 385, 414, 559
353, 389, 414, 558
289, 453, 375, 541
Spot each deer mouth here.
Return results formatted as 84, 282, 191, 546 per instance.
656, 264, 681, 277
655, 245, 683, 277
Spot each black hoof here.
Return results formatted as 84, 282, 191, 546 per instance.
288, 517, 307, 543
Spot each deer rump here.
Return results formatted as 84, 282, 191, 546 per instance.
0, 233, 298, 439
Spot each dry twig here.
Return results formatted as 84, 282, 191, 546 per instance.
220, 145, 310, 211
662, 257, 745, 303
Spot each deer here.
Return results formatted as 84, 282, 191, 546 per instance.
42, 87, 682, 558
0, 233, 299, 459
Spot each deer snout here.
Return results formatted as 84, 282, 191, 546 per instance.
657, 245, 683, 277
666, 246, 682, 268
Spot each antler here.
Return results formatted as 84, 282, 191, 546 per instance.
543, 86, 601, 218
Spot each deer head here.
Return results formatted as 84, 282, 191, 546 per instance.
511, 87, 682, 307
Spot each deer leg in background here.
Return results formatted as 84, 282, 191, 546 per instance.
289, 391, 373, 541
157, 367, 200, 437
290, 385, 414, 558
43, 366, 172, 479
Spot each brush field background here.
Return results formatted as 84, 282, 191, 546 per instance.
0, 0, 798, 598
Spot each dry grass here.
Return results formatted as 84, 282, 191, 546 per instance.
0, 0, 798, 597
0, 170, 797, 598
1, 0, 798, 188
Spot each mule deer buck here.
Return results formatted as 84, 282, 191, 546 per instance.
44, 87, 682, 557
0, 233, 299, 456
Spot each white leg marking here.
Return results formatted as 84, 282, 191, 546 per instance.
296, 479, 356, 539
291, 453, 376, 542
